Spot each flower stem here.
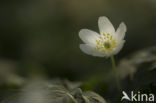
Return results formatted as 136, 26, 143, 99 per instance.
110, 56, 121, 92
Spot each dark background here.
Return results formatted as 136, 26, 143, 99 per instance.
0, 0, 156, 102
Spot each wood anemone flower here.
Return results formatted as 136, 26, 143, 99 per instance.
79, 16, 127, 57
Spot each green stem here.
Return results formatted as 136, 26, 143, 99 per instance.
110, 56, 121, 92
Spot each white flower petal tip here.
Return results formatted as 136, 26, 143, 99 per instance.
79, 16, 127, 57
79, 29, 99, 45
120, 22, 127, 32
98, 16, 115, 35
116, 22, 127, 42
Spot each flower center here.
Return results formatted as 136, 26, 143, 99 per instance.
104, 42, 111, 49
95, 33, 117, 54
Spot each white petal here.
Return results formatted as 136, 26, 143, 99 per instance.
116, 22, 127, 42
79, 29, 99, 45
113, 40, 125, 55
98, 16, 115, 35
80, 44, 105, 57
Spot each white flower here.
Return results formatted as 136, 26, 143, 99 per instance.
79, 16, 127, 57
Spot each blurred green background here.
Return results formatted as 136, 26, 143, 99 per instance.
0, 0, 156, 102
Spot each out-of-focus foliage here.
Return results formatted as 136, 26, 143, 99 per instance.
0, 60, 24, 86
118, 46, 156, 80
2, 80, 106, 103
119, 46, 156, 92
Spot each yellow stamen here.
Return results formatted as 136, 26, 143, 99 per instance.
103, 33, 106, 36
95, 33, 117, 54
110, 36, 112, 40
